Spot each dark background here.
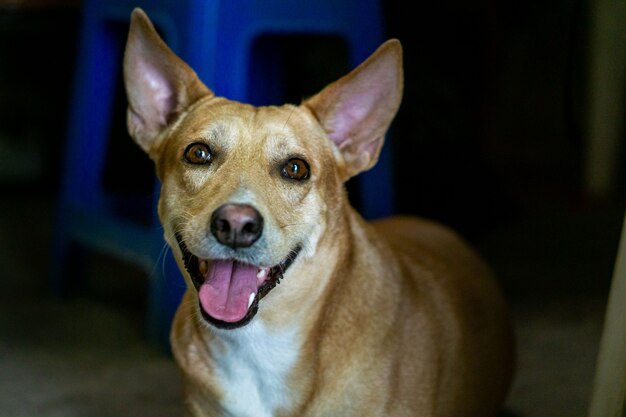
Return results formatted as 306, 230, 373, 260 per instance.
1, 0, 622, 293
0, 1, 624, 416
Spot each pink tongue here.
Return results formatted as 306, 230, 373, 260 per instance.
198, 260, 258, 323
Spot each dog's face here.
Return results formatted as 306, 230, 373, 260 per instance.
123, 9, 403, 330
154, 99, 339, 329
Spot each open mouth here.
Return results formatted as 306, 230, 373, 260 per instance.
175, 233, 301, 329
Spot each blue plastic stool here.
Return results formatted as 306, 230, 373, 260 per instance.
53, 0, 394, 347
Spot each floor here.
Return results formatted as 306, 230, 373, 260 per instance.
0, 190, 623, 417
0, 196, 182, 417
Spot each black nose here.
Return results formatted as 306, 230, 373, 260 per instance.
210, 204, 264, 249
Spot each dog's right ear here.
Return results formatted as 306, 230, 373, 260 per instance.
303, 39, 403, 181
123, 8, 213, 158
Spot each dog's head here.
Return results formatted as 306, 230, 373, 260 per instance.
123, 9, 403, 330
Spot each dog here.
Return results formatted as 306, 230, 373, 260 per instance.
123, 8, 514, 417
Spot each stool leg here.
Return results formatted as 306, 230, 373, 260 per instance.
51, 16, 124, 293
144, 182, 185, 348
147, 247, 185, 349
348, 33, 395, 220
50, 224, 88, 296
360, 142, 395, 219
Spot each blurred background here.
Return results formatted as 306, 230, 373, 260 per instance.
0, 0, 624, 416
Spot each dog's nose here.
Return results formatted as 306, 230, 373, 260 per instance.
210, 204, 264, 249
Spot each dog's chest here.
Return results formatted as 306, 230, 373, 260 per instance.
210, 322, 300, 417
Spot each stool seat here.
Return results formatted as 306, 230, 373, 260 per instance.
53, 0, 393, 347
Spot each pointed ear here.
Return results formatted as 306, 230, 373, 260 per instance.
303, 39, 403, 180
123, 8, 213, 157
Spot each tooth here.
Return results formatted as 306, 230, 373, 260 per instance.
248, 293, 256, 309
257, 268, 267, 279
199, 260, 208, 276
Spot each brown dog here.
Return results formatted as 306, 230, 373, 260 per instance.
123, 8, 514, 417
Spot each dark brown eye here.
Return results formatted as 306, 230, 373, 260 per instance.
184, 143, 212, 165
281, 158, 310, 181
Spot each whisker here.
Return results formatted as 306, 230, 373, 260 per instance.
160, 243, 170, 282
279, 218, 321, 229
282, 106, 296, 130
147, 242, 172, 284
178, 295, 197, 310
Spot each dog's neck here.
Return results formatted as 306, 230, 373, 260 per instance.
203, 320, 301, 416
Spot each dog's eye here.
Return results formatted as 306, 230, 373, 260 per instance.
281, 158, 310, 181
184, 143, 212, 165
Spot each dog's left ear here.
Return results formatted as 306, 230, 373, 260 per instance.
303, 39, 403, 180
123, 8, 213, 158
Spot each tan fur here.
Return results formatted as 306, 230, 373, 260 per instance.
124, 8, 514, 417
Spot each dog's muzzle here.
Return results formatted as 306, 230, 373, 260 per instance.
174, 205, 301, 329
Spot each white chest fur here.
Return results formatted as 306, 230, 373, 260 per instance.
209, 321, 300, 417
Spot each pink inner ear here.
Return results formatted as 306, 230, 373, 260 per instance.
328, 93, 378, 147
136, 60, 177, 126
303, 39, 402, 177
